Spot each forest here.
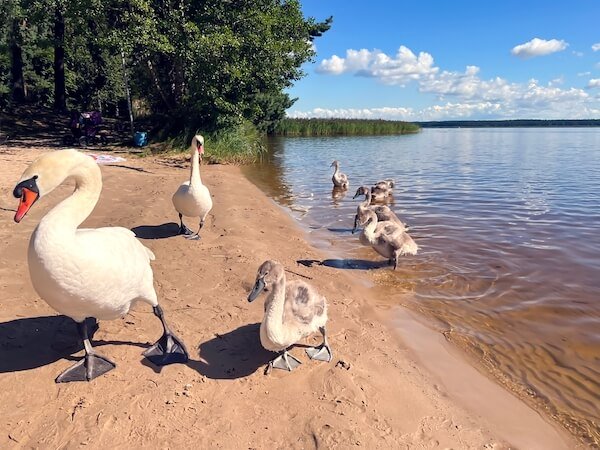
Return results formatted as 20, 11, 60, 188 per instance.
0, 0, 332, 153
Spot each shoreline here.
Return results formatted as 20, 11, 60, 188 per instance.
242, 165, 583, 449
0, 146, 581, 448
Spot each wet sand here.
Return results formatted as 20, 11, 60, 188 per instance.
0, 147, 581, 449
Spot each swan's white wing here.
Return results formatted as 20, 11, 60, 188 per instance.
74, 227, 156, 298
79, 227, 155, 260
34, 226, 159, 319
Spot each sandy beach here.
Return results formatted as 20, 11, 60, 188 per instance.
0, 147, 582, 449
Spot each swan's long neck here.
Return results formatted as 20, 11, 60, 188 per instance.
263, 274, 286, 331
39, 160, 102, 234
190, 147, 202, 186
360, 191, 372, 211
332, 164, 339, 177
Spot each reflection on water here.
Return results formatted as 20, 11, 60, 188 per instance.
331, 186, 347, 205
243, 129, 600, 445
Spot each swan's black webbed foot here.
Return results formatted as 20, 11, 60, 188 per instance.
55, 319, 115, 383
143, 305, 189, 366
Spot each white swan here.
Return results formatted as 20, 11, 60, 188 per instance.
330, 160, 349, 189
12, 149, 188, 383
172, 134, 213, 240
352, 185, 407, 233
359, 210, 418, 270
247, 260, 332, 372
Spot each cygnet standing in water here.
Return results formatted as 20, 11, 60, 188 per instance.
370, 179, 394, 202
359, 210, 418, 269
248, 260, 333, 372
330, 160, 349, 189
352, 185, 407, 233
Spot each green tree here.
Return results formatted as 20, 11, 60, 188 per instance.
0, 0, 332, 137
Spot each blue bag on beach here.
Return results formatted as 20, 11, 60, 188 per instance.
134, 131, 148, 147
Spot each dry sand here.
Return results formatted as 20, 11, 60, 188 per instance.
0, 147, 582, 449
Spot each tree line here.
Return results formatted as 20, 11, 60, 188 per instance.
0, 0, 332, 138
418, 119, 600, 128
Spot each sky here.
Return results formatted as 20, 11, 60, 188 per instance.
287, 0, 600, 121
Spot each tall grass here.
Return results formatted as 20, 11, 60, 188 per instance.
157, 121, 265, 164
203, 121, 265, 164
272, 118, 420, 136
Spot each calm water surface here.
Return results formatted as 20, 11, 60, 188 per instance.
243, 128, 600, 444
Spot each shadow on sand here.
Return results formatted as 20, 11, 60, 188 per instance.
1, 316, 310, 380
0, 316, 148, 373
108, 164, 153, 173
297, 258, 390, 270
0, 315, 79, 373
186, 323, 274, 380
132, 222, 180, 239
0, 315, 154, 375
307, 225, 355, 234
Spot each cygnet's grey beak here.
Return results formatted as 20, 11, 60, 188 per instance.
247, 278, 266, 302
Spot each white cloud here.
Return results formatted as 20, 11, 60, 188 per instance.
317, 46, 438, 85
578, 71, 591, 77
289, 75, 595, 120
316, 55, 345, 74
419, 66, 517, 101
307, 44, 600, 120
548, 77, 564, 86
288, 107, 415, 120
592, 43, 600, 52
511, 38, 568, 59
286, 103, 504, 121
588, 79, 600, 89
288, 95, 600, 121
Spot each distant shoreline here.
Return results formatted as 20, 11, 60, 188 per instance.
417, 119, 600, 128
275, 118, 600, 136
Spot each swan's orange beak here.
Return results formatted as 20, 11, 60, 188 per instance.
197, 143, 204, 155
14, 188, 39, 223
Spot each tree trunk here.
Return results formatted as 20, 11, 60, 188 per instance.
121, 50, 134, 137
87, 19, 107, 98
10, 19, 26, 103
146, 59, 174, 111
53, 5, 66, 111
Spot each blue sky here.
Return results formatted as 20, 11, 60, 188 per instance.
287, 0, 600, 120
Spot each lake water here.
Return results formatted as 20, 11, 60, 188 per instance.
242, 128, 600, 445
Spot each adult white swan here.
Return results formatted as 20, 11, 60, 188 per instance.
172, 134, 213, 240
248, 260, 332, 372
13, 149, 188, 383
